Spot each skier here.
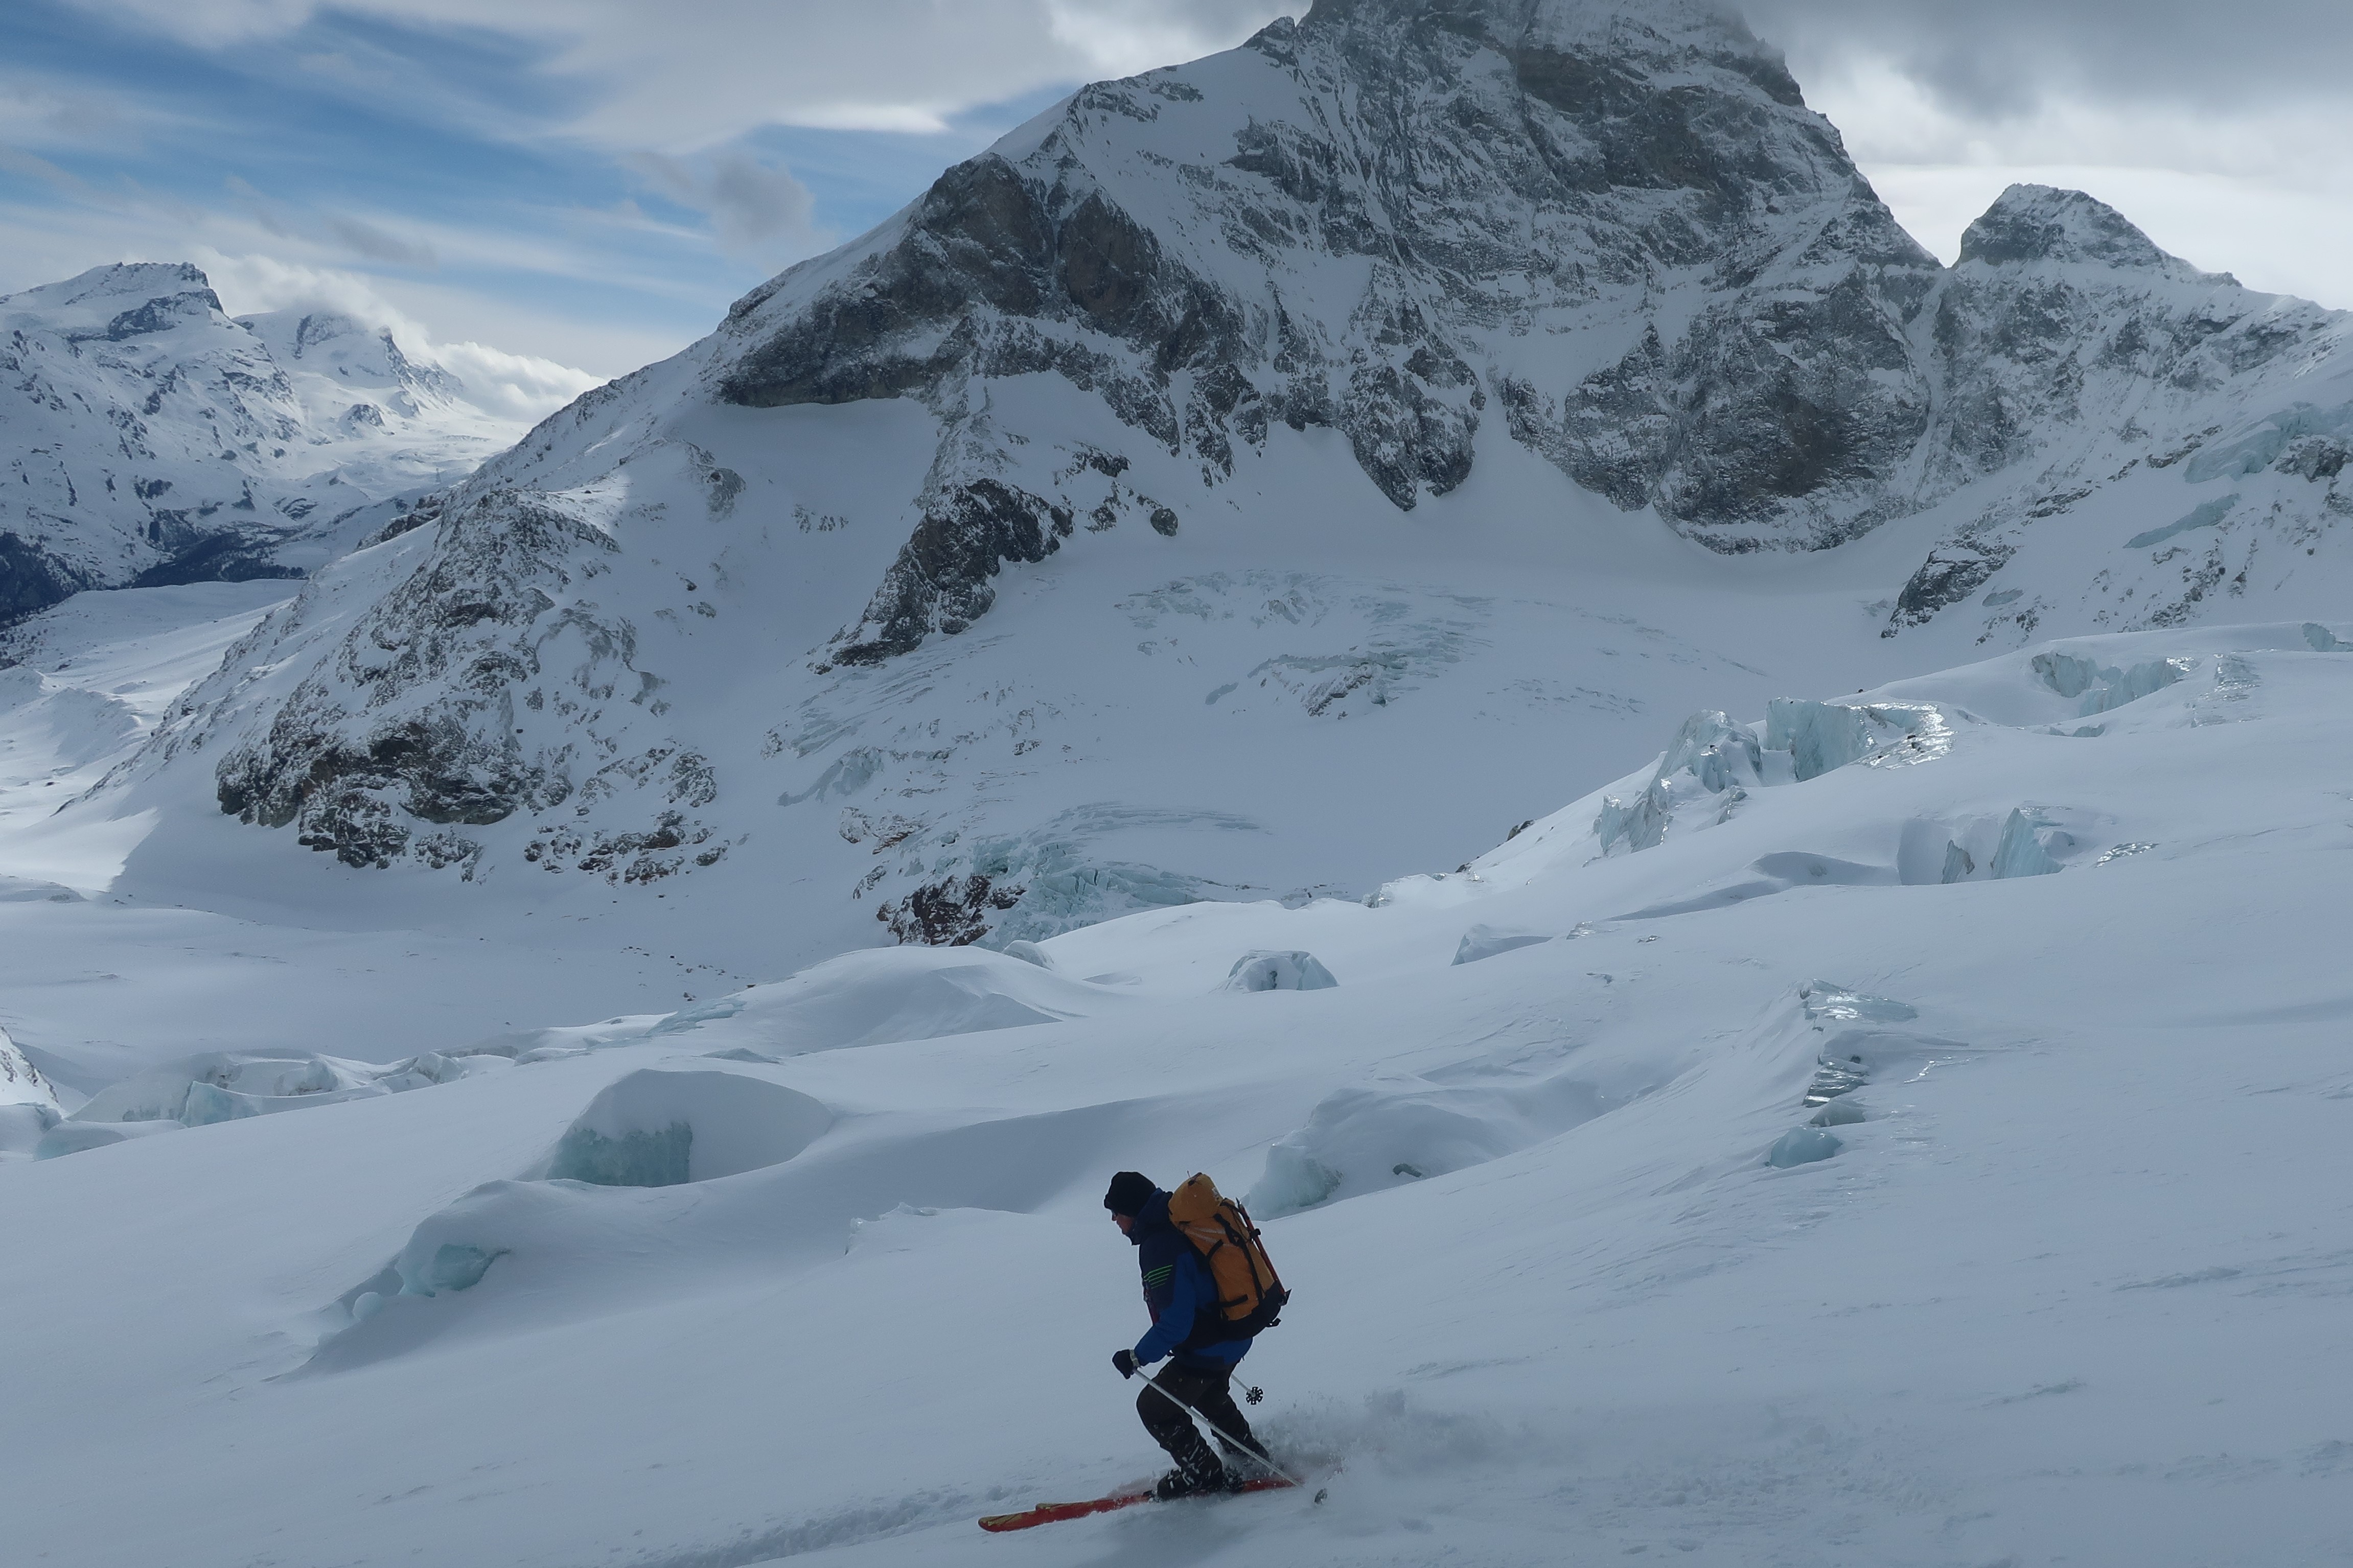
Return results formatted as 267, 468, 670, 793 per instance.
1102, 1169, 1275, 1499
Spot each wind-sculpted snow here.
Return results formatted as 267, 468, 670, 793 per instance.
538, 1069, 833, 1187
23, 946, 1118, 1165
1249, 1068, 1612, 1216
1450, 923, 1554, 965
33, 1044, 516, 1159
0, 264, 520, 625
16, 621, 2353, 1564
665, 948, 1134, 1055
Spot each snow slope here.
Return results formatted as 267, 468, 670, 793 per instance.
5, 618, 2351, 1565
0, 582, 781, 1094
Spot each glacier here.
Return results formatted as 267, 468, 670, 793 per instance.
5, 615, 2351, 1565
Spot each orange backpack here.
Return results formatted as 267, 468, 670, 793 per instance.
1165, 1173, 1289, 1340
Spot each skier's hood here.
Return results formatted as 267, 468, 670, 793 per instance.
1127, 1190, 1174, 1245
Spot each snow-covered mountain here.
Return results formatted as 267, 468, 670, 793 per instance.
0, 262, 525, 624
1862, 183, 2350, 644
49, 0, 2353, 965
11, 7, 2353, 1556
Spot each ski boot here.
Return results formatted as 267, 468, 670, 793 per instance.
1154, 1453, 1228, 1501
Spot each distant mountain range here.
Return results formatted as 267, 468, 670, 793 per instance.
0, 262, 522, 623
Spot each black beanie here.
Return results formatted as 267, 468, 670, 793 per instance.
1103, 1171, 1156, 1215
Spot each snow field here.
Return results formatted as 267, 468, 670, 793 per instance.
0, 581, 297, 861
7, 620, 2353, 1563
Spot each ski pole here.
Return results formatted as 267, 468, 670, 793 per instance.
1130, 1367, 1302, 1488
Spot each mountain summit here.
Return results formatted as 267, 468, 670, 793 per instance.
713, 0, 1930, 583
0, 265, 522, 625
1957, 184, 2208, 278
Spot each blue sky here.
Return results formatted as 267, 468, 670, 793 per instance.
5, 0, 2347, 404
0, 0, 1120, 380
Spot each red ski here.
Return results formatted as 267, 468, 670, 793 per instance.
978, 1475, 1296, 1532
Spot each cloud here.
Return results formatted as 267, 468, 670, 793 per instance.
61, 0, 1290, 152
425, 337, 604, 422
1746, 0, 2353, 118
626, 150, 820, 259
31, 0, 2353, 351
0, 144, 92, 194
66, 0, 2353, 149
0, 73, 151, 152
57, 0, 317, 48
193, 246, 427, 331
52, 1, 2353, 155
326, 213, 437, 266
527, 1, 1291, 153
191, 247, 599, 419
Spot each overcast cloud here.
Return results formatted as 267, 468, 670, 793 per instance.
57, 0, 2351, 145
1748, 0, 2353, 303
1747, 0, 2353, 115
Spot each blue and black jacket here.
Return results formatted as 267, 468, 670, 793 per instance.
1127, 1189, 1250, 1370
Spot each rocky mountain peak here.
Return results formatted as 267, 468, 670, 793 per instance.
1312, 0, 1758, 50
1958, 183, 2208, 279
238, 310, 468, 412
2, 262, 229, 343
706, 0, 1927, 582
5, 260, 218, 310
0, 261, 517, 628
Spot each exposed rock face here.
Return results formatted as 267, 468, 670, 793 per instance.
86, 1, 2347, 952
831, 480, 1075, 666
713, 0, 1937, 575
0, 264, 519, 626
0, 533, 95, 623
1955, 184, 2198, 275
206, 485, 722, 878
878, 873, 1026, 946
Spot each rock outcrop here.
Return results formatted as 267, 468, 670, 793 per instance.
712, 0, 1942, 568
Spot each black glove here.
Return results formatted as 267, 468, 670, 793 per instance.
1112, 1349, 1139, 1379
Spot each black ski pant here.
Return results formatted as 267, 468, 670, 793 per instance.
1137, 1360, 1267, 1479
